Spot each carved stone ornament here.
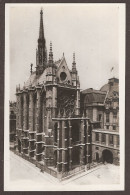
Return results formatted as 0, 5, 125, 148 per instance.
57, 89, 76, 117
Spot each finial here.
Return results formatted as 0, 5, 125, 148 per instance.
50, 41, 52, 52
77, 76, 80, 87
73, 52, 75, 63
83, 111, 85, 118
23, 82, 25, 90
58, 109, 61, 118
68, 110, 72, 118
63, 52, 64, 57
30, 63, 33, 74
72, 52, 77, 72
40, 8, 43, 15
49, 41, 53, 63
63, 109, 66, 117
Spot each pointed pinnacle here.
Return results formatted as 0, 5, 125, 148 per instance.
73, 52, 75, 63
50, 41, 52, 52
58, 109, 61, 118
40, 8, 43, 15
63, 109, 66, 117
39, 9, 44, 40
49, 41, 53, 63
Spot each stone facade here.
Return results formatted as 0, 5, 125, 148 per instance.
15, 10, 92, 175
10, 101, 16, 142
81, 78, 119, 165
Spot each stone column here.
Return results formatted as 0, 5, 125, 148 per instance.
57, 121, 62, 172
52, 85, 57, 118
114, 135, 117, 148
28, 89, 35, 158
36, 86, 43, 161
80, 119, 85, 165
106, 134, 109, 146
15, 93, 19, 151
19, 93, 22, 130
86, 120, 91, 164
99, 132, 102, 144
22, 90, 29, 154
62, 120, 67, 172
75, 89, 80, 116
19, 93, 23, 153
93, 108, 97, 122
68, 120, 72, 170
42, 93, 46, 134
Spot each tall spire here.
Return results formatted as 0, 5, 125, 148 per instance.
49, 41, 53, 63
39, 9, 44, 40
36, 9, 47, 75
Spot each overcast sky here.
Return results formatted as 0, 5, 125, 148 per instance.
9, 4, 121, 101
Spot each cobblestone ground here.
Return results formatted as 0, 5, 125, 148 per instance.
8, 151, 120, 190
64, 164, 120, 185
10, 151, 58, 184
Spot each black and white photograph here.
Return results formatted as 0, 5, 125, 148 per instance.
4, 3, 125, 191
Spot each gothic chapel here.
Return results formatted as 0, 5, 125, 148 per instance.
15, 10, 92, 174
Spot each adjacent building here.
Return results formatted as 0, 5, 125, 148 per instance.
81, 78, 119, 165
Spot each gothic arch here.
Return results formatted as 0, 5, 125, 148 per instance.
102, 149, 113, 164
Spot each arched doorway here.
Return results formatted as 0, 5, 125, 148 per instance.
18, 139, 21, 153
102, 149, 113, 164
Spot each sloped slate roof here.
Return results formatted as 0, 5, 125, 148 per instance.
25, 69, 46, 87
100, 80, 119, 99
100, 84, 109, 92
84, 93, 106, 104
81, 88, 106, 104
82, 88, 106, 95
